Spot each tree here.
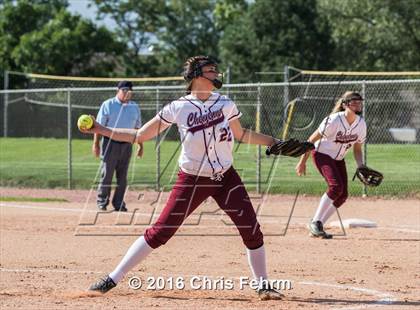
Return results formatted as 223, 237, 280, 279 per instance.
0, 0, 65, 85
92, 0, 220, 76
153, 0, 220, 75
318, 0, 420, 70
0, 0, 68, 69
219, 0, 334, 82
92, 0, 165, 76
0, 0, 122, 79
213, 0, 248, 31
12, 10, 122, 76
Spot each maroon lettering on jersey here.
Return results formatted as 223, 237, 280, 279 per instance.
334, 131, 358, 144
187, 108, 225, 134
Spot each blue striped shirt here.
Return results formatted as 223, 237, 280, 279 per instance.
96, 96, 142, 129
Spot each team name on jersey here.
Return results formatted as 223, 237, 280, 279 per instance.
187, 107, 225, 134
334, 131, 358, 144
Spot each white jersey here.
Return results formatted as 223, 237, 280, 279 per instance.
158, 92, 242, 177
315, 111, 367, 160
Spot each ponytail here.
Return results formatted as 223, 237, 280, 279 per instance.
331, 98, 346, 114
185, 81, 193, 94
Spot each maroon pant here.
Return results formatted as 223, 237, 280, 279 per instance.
312, 151, 348, 208
144, 167, 263, 250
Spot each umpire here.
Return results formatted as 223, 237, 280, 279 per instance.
93, 80, 143, 211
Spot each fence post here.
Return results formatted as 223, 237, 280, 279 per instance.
282, 66, 290, 140
3, 70, 9, 137
67, 90, 73, 189
283, 65, 289, 106
156, 88, 161, 191
226, 66, 231, 98
362, 81, 367, 196
256, 84, 261, 193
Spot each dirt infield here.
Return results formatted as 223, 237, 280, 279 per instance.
1, 187, 419, 309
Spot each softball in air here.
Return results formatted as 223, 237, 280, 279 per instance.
77, 114, 94, 130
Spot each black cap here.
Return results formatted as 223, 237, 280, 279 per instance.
117, 80, 133, 90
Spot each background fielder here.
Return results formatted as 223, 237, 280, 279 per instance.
296, 91, 367, 239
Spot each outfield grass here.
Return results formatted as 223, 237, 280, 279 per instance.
0, 138, 419, 197
0, 196, 68, 203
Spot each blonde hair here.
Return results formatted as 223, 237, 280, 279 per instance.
331, 91, 363, 114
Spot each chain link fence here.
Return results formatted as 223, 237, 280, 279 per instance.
0, 79, 419, 196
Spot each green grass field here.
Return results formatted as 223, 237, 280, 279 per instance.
0, 138, 419, 197
0, 196, 68, 203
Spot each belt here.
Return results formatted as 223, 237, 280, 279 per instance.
103, 137, 130, 145
181, 166, 233, 182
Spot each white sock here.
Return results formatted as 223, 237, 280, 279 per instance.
313, 193, 333, 222
109, 236, 154, 283
247, 245, 268, 282
320, 204, 336, 224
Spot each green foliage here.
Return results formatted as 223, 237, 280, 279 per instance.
153, 0, 220, 75
318, 0, 420, 70
12, 10, 122, 75
93, 0, 220, 76
0, 0, 122, 78
1, 0, 419, 80
0, 0, 68, 69
92, 0, 165, 76
219, 0, 335, 82
213, 0, 248, 31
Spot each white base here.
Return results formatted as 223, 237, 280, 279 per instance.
328, 218, 377, 229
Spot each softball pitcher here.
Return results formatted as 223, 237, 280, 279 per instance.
295, 91, 367, 239
80, 56, 311, 300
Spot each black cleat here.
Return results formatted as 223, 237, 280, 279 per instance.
114, 203, 127, 212
114, 205, 127, 212
97, 205, 107, 211
309, 220, 333, 239
89, 275, 116, 293
257, 283, 283, 300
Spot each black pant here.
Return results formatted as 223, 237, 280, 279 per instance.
97, 138, 132, 209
